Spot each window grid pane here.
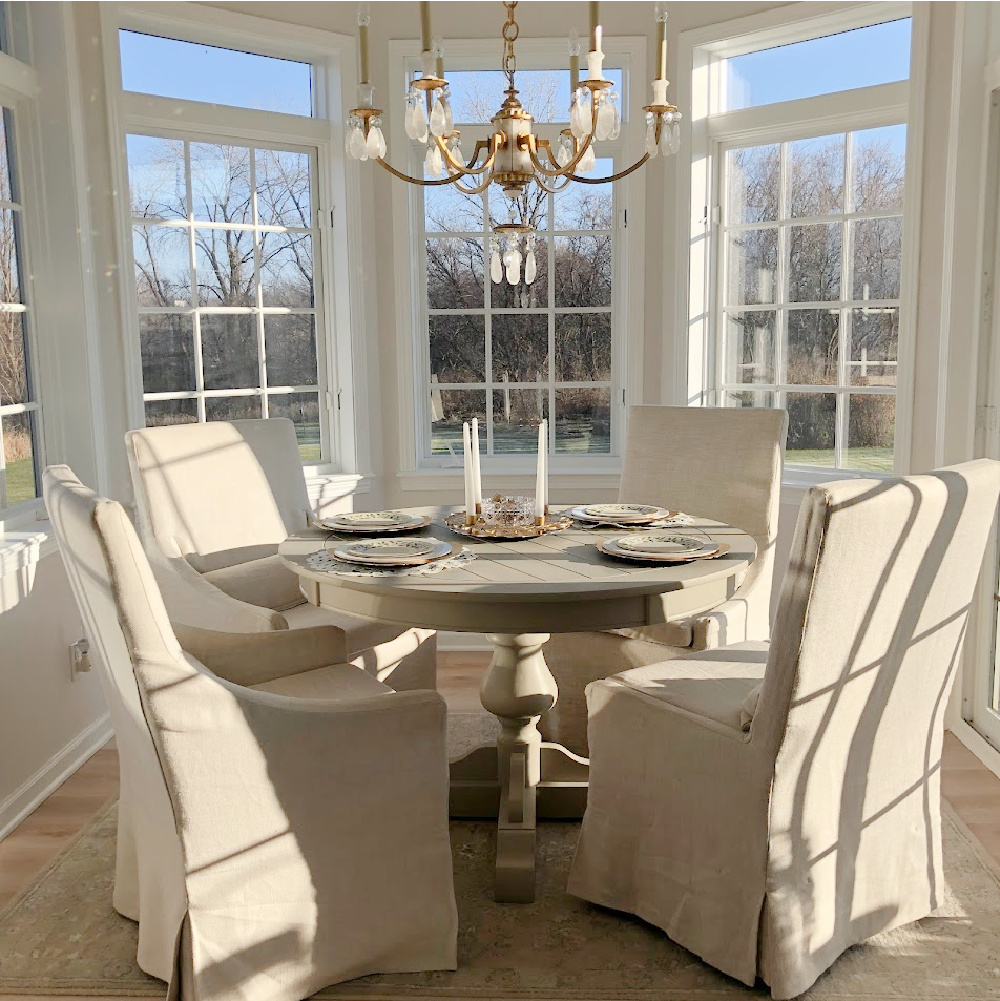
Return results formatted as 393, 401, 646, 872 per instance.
422, 142, 616, 458
129, 135, 325, 462
720, 127, 904, 472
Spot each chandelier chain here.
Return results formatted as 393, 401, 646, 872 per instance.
502, 1, 518, 90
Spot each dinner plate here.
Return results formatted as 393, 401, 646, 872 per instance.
598, 536, 730, 563
614, 533, 719, 557
316, 511, 430, 533
568, 504, 674, 525
329, 537, 453, 566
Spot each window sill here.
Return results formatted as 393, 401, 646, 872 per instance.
782, 464, 893, 497
0, 519, 57, 578
398, 467, 623, 493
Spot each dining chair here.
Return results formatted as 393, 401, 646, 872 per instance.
568, 459, 1000, 999
541, 404, 788, 755
125, 419, 436, 692
43, 465, 457, 1001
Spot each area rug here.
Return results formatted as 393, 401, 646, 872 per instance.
2, 801, 1000, 1000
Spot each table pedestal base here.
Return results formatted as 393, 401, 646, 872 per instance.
448, 633, 589, 903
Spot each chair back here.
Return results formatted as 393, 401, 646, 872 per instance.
619, 405, 787, 598
756, 460, 1000, 977
126, 418, 311, 571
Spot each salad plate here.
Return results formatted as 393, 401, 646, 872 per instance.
328, 537, 453, 566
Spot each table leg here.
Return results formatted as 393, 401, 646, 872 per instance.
481, 633, 552, 902
448, 633, 591, 902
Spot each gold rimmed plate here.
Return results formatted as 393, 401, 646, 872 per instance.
568, 503, 674, 525
316, 511, 431, 534
328, 537, 453, 567
598, 536, 731, 563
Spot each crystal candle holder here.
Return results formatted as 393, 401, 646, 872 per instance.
482, 495, 536, 531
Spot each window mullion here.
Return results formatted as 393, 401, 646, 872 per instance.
185, 141, 206, 424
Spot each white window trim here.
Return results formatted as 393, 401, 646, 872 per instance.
99, 1, 366, 482
0, 30, 46, 532
673, 0, 924, 487
389, 35, 647, 485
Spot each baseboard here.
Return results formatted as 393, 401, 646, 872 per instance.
950, 718, 1000, 782
0, 713, 113, 841
438, 631, 491, 652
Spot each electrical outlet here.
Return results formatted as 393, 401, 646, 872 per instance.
69, 639, 91, 682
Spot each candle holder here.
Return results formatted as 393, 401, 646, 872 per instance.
444, 497, 571, 540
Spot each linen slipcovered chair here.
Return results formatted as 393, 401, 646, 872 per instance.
125, 419, 436, 692
568, 460, 1000, 999
541, 404, 787, 755
43, 465, 457, 1001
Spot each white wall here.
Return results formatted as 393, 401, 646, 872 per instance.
0, 549, 110, 838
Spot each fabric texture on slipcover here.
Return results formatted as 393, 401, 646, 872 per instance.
43, 466, 458, 1001
542, 405, 787, 755
569, 460, 1000, 999
125, 419, 437, 691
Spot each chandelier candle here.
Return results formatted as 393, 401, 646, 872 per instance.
568, 28, 580, 92
346, 1, 682, 285
358, 2, 371, 85
655, 3, 667, 80
420, 1, 432, 53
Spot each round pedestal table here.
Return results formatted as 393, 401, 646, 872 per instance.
278, 506, 755, 903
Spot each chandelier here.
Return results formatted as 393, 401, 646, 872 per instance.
345, 1, 682, 286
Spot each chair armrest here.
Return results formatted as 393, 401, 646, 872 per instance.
151, 545, 288, 632
674, 579, 771, 651
175, 622, 349, 687
143, 666, 456, 970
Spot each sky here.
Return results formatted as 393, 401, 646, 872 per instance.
119, 16, 912, 122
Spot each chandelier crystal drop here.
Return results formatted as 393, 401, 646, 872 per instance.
347, 0, 683, 285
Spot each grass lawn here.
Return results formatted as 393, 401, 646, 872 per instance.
787, 446, 894, 473
4, 456, 37, 505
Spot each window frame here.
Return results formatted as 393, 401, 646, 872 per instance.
677, 1, 918, 483
101, 1, 362, 478
390, 35, 647, 481
0, 7, 44, 527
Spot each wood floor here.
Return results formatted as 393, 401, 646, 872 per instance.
2, 649, 1000, 999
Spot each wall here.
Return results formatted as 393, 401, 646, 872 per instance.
0, 549, 110, 838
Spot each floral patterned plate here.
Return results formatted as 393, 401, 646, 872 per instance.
329, 537, 453, 566
316, 511, 430, 533
568, 503, 674, 524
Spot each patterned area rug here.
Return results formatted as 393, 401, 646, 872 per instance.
1, 797, 1000, 999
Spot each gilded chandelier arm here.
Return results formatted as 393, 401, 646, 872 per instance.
374, 158, 462, 186
522, 132, 595, 178
434, 132, 504, 176
565, 154, 652, 184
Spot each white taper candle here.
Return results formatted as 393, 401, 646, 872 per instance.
471, 417, 483, 511
462, 422, 475, 522
535, 419, 546, 522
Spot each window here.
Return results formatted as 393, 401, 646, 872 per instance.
721, 125, 905, 471
118, 30, 313, 117
116, 25, 337, 463
0, 102, 39, 511
724, 19, 911, 110
696, 12, 911, 473
414, 62, 627, 465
